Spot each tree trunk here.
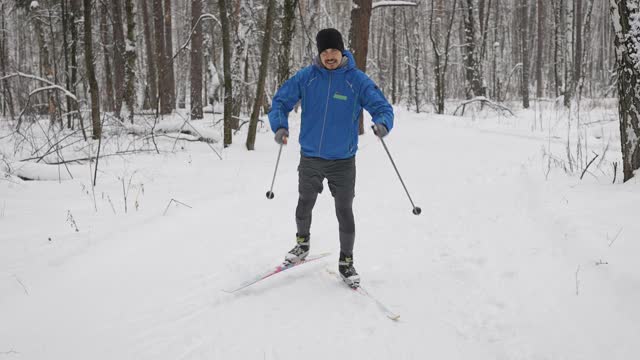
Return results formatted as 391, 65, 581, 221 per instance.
164, 0, 176, 109
112, 0, 127, 117
520, 0, 530, 108
246, 0, 276, 150
177, 1, 189, 110
535, 0, 544, 98
391, 8, 397, 104
84, 0, 101, 139
349, 0, 372, 135
563, 0, 574, 106
610, 0, 640, 182
230, 0, 245, 129
124, 0, 136, 122
190, 0, 204, 119
140, 0, 157, 110
218, 0, 233, 146
277, 0, 298, 88
30, 2, 57, 123
69, 0, 82, 136
430, 0, 457, 114
153, 0, 171, 114
572, 0, 583, 102
0, 3, 15, 120
462, 0, 486, 98
552, 0, 563, 98
61, 0, 71, 126
99, 2, 115, 112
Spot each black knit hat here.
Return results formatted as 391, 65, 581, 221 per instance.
316, 28, 345, 54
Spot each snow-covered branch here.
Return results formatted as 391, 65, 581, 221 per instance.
372, 1, 418, 9
0, 72, 78, 102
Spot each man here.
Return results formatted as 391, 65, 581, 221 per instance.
268, 28, 394, 288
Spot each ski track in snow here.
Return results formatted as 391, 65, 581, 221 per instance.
1, 108, 639, 359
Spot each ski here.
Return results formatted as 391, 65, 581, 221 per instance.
223, 253, 331, 293
327, 269, 400, 321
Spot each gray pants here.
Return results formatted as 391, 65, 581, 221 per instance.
296, 155, 356, 256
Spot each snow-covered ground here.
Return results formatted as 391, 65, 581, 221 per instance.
1, 103, 639, 359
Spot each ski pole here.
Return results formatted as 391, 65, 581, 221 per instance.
266, 143, 283, 199
373, 126, 422, 215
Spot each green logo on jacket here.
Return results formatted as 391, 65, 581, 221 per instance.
333, 92, 348, 101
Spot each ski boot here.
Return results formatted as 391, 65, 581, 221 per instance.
339, 253, 360, 288
284, 234, 310, 265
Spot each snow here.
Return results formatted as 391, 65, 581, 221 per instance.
1, 104, 639, 359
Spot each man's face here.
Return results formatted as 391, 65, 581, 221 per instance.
320, 48, 343, 70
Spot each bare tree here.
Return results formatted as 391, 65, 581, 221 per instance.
112, 0, 127, 116
124, 0, 137, 122
520, 0, 530, 108
140, 0, 157, 110
29, 1, 58, 125
99, 1, 115, 112
391, 9, 397, 104
163, 0, 176, 109
462, 0, 486, 98
190, 0, 204, 119
429, 0, 458, 114
610, 0, 640, 182
83, 0, 101, 139
535, 0, 544, 98
571, 0, 584, 104
552, 0, 563, 98
246, 0, 276, 150
153, 0, 171, 114
277, 0, 298, 88
218, 0, 233, 146
1, 5, 13, 119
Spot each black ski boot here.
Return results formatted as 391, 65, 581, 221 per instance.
284, 234, 310, 264
339, 252, 360, 288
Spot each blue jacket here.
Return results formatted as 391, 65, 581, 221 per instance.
268, 51, 394, 160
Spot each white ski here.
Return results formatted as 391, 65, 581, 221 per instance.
223, 253, 331, 293
326, 269, 400, 321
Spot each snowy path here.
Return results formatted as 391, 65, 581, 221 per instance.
1, 110, 639, 359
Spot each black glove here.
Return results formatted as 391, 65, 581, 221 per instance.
372, 123, 388, 138
274, 128, 289, 145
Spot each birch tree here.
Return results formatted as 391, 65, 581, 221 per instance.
610, 0, 640, 182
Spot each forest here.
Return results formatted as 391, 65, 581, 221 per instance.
3, 2, 640, 357
0, 0, 639, 181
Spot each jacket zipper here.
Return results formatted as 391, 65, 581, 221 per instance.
317, 72, 332, 156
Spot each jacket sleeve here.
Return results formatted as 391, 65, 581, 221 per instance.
360, 76, 394, 132
268, 68, 306, 133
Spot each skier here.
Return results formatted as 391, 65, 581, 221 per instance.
268, 28, 394, 288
